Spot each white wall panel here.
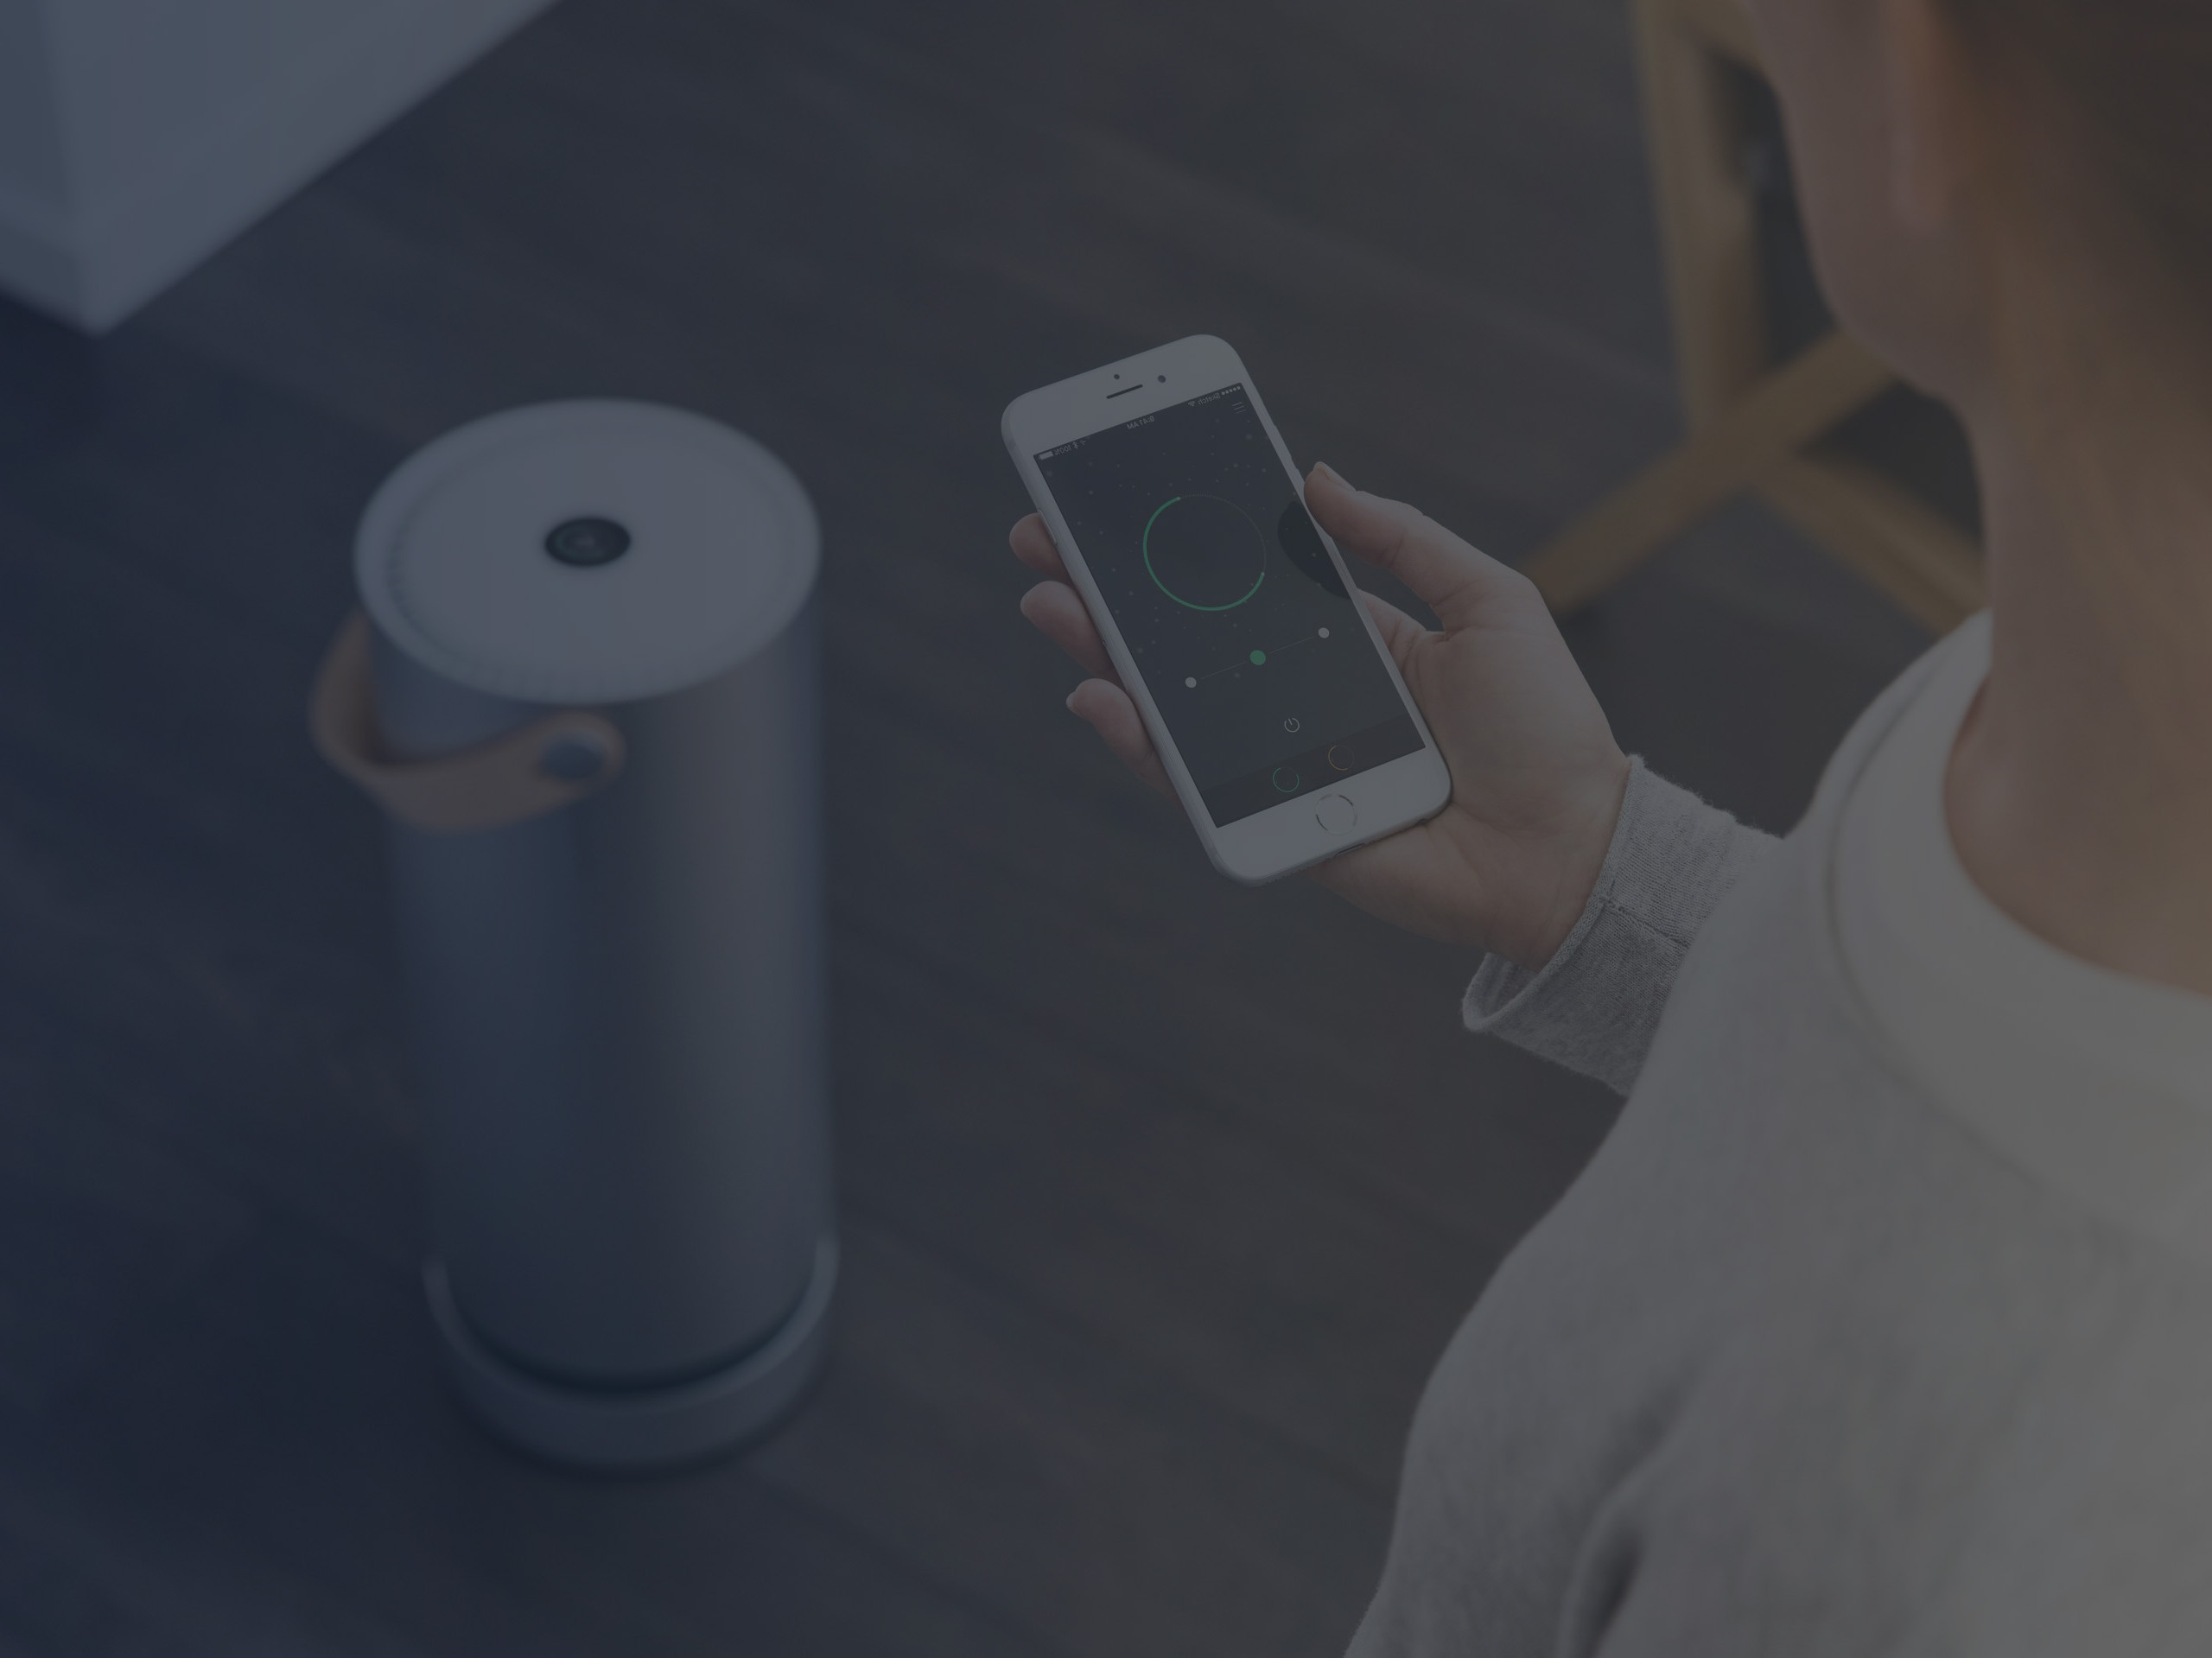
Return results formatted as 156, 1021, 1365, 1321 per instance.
0, 0, 555, 330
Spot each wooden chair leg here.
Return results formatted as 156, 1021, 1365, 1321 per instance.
1529, 0, 1987, 630
1760, 455, 1983, 631
1521, 332, 1893, 614
1637, 0, 1769, 427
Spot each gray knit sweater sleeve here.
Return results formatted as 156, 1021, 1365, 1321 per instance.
1461, 759, 1777, 1095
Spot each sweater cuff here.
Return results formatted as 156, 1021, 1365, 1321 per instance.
1462, 760, 1775, 1096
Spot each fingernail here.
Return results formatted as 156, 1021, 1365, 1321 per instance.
1314, 461, 1351, 490
1065, 690, 1081, 714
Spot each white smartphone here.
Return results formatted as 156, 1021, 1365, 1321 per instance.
1004, 334, 1452, 885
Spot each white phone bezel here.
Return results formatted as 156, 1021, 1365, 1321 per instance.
1002, 334, 1451, 885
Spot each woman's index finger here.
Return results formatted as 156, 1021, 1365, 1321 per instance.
1009, 513, 1070, 580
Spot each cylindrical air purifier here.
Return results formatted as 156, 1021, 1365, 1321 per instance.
311, 401, 835, 1471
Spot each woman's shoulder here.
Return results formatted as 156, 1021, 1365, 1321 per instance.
1796, 611, 1990, 844
1637, 613, 1993, 1078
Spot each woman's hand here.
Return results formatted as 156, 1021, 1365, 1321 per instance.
1012, 464, 1630, 970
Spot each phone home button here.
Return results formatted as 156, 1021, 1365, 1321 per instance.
1314, 793, 1357, 835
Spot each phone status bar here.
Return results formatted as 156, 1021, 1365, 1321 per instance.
1034, 382, 1250, 463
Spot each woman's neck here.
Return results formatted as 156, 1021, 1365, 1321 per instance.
1946, 340, 2212, 1000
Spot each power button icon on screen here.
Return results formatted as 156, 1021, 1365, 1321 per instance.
1282, 716, 1301, 734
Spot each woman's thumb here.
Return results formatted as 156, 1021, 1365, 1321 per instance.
1305, 464, 1502, 632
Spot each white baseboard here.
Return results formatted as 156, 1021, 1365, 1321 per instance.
0, 0, 556, 333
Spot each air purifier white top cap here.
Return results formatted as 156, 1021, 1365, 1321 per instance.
355, 400, 820, 705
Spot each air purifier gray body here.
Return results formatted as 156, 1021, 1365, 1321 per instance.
329, 400, 835, 1469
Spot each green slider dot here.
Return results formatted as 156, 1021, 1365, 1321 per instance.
1249, 649, 1267, 665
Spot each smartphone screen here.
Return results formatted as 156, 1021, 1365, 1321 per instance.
1036, 384, 1424, 826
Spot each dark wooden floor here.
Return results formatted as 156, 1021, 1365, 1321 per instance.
0, 2, 1937, 1653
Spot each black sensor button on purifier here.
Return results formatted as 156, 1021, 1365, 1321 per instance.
545, 516, 632, 567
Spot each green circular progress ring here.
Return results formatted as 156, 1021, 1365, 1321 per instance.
1142, 495, 1267, 612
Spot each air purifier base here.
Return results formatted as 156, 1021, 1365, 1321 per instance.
424, 1234, 837, 1472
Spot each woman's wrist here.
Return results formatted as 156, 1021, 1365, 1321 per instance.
1491, 753, 1633, 973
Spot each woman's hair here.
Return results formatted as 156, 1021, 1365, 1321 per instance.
1938, 0, 2212, 284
